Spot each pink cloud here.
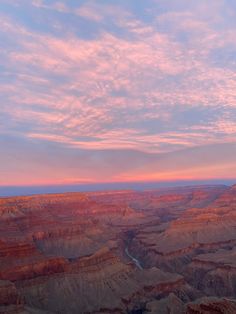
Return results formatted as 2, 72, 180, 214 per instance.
1, 8, 236, 159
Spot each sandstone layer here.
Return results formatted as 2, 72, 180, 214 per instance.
0, 184, 235, 313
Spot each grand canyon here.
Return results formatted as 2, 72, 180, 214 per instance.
1, 184, 236, 313
1, 1, 236, 313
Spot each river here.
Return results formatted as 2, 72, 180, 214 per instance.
125, 246, 143, 270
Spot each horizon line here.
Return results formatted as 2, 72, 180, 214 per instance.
0, 178, 235, 198
1, 177, 236, 188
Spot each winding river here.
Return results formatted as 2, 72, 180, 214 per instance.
125, 246, 143, 270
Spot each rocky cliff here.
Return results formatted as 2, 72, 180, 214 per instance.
0, 184, 235, 313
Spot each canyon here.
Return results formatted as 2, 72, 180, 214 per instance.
0, 184, 236, 313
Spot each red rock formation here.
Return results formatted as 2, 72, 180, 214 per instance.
0, 185, 235, 313
0, 256, 68, 281
186, 297, 236, 314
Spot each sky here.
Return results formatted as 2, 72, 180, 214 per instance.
0, 0, 236, 189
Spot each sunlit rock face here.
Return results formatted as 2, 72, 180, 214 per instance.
0, 184, 236, 313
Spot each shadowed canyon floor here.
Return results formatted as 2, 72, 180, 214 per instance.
0, 185, 236, 313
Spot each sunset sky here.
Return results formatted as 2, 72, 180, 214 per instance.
1, 0, 236, 188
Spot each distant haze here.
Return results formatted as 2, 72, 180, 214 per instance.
1, 180, 235, 197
